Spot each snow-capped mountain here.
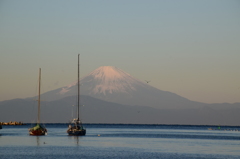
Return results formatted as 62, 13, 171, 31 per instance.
37, 66, 203, 109
60, 66, 141, 96
3, 66, 240, 124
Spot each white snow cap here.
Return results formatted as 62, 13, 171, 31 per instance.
59, 66, 144, 95
90, 66, 131, 80
88, 66, 138, 95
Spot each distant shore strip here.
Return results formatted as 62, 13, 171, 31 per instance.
0, 121, 25, 125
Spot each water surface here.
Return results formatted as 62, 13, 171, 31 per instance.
0, 124, 240, 158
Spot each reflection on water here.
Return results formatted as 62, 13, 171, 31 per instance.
36, 136, 40, 146
68, 136, 80, 146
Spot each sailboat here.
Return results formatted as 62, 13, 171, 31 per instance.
67, 54, 86, 136
28, 68, 47, 136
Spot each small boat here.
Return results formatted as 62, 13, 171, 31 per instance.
67, 118, 86, 136
28, 68, 47, 136
67, 54, 86, 136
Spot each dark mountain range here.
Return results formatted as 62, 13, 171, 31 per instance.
0, 95, 240, 125
1, 66, 240, 125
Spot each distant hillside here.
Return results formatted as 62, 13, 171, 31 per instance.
1, 95, 240, 125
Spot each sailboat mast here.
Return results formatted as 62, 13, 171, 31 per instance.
38, 68, 41, 124
77, 54, 80, 121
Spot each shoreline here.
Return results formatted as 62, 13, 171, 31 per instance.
0, 121, 26, 125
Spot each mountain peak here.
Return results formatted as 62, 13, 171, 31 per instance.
89, 66, 131, 81
36, 66, 196, 109
57, 66, 139, 96
85, 66, 139, 95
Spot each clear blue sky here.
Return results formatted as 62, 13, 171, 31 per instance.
0, 0, 240, 103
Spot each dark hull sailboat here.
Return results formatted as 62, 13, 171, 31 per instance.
28, 68, 47, 136
67, 54, 86, 136
67, 118, 86, 136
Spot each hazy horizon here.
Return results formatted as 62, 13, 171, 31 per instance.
1, 0, 240, 103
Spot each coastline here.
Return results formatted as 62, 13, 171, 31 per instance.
0, 121, 25, 125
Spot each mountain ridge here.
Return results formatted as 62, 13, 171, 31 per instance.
1, 95, 240, 125
2, 66, 239, 125
29, 66, 204, 109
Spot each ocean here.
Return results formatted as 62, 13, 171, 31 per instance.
0, 124, 240, 159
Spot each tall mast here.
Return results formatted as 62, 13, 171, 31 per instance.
77, 54, 80, 121
38, 68, 41, 124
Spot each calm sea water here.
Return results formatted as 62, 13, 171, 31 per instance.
0, 124, 240, 159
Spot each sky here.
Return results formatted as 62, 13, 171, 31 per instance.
0, 0, 240, 103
